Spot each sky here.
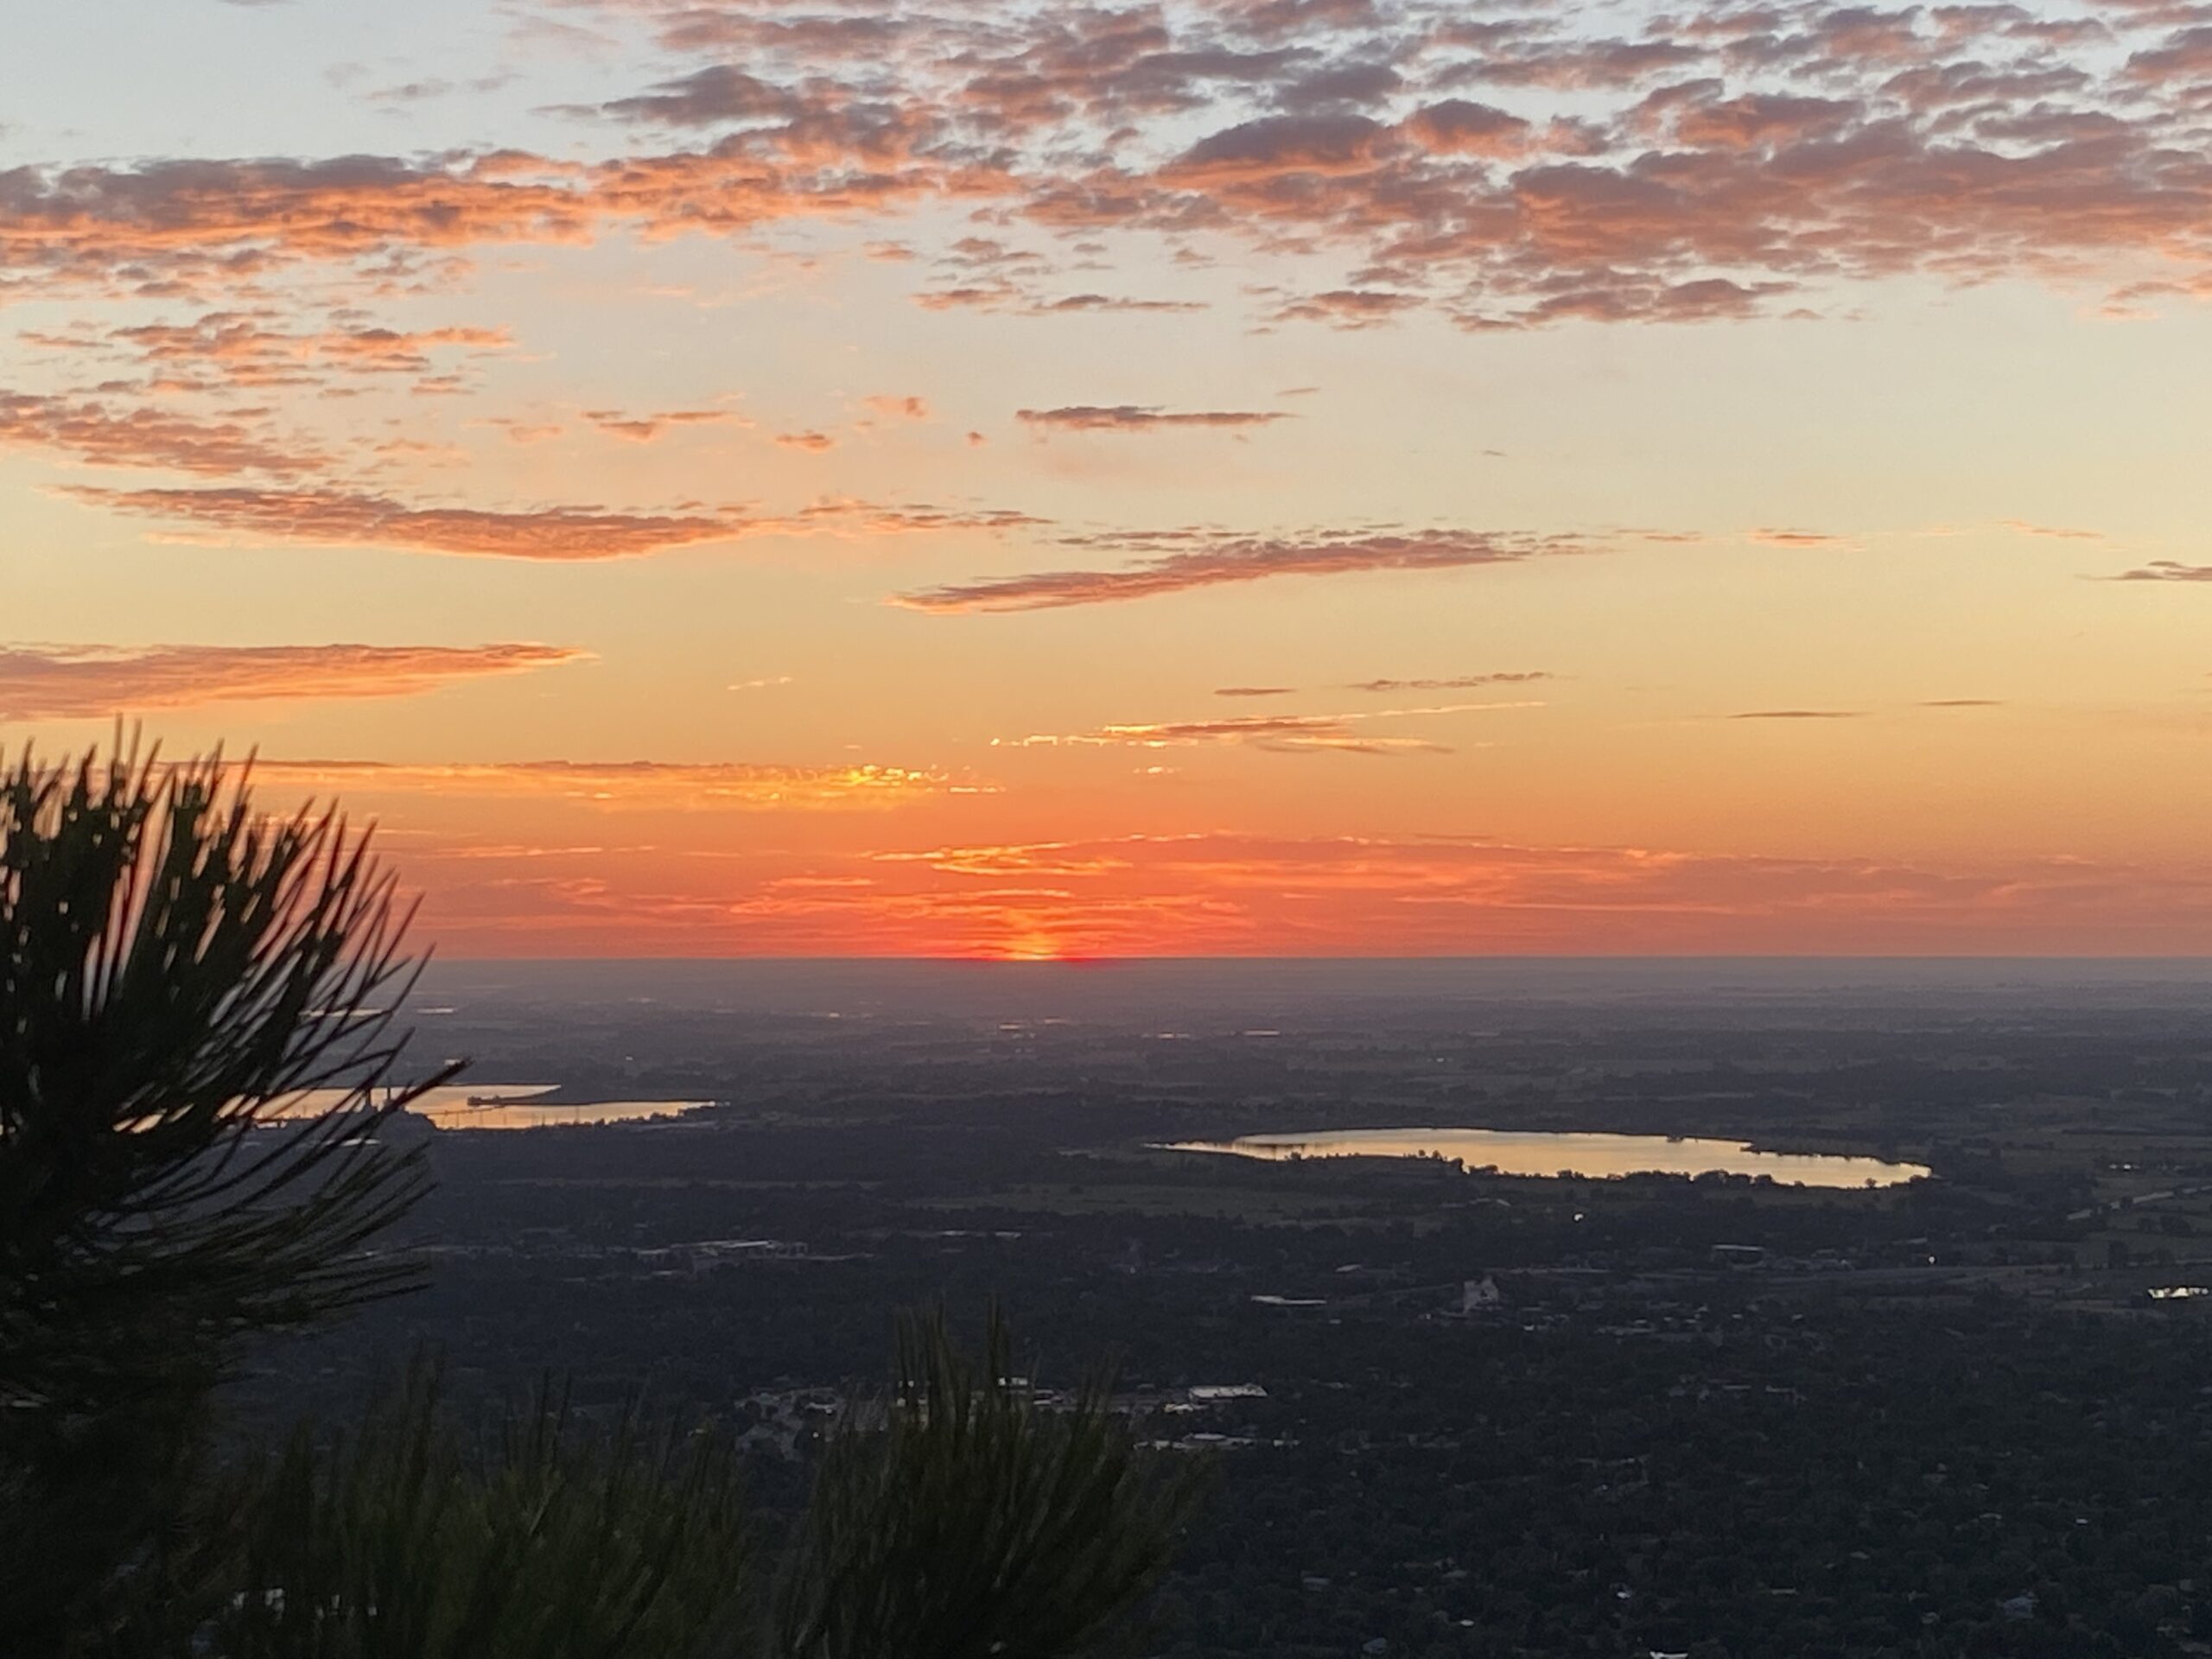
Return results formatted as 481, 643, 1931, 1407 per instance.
4, 0, 2212, 958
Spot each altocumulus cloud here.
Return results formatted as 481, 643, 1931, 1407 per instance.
1, 389, 322, 476
24, 314, 512, 396
13, 2, 2212, 328
0, 641, 586, 720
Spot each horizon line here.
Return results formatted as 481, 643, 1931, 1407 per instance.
415, 953, 2212, 966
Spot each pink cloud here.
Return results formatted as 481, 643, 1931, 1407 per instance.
240, 757, 947, 810
61, 484, 746, 560
7, 0, 2212, 336
1747, 527, 1851, 548
1, 388, 320, 475
1001, 699, 1539, 754
2111, 560, 2212, 583
1728, 708, 1867, 720
894, 526, 1584, 612
0, 641, 585, 720
66, 483, 1051, 560
1014, 404, 1293, 432
379, 828, 2212, 958
1400, 100, 1535, 158
583, 407, 732, 442
25, 312, 511, 393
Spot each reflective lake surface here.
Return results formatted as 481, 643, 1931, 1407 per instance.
271, 1085, 711, 1132
1165, 1128, 1928, 1187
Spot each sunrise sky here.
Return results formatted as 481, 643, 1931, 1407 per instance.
5, 0, 2212, 957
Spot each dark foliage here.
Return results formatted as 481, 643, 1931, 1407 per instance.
778, 1308, 1204, 1659
202, 1360, 750, 1659
196, 1321, 1196, 1659
0, 742, 448, 1649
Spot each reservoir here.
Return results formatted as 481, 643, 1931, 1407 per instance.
270, 1084, 710, 1132
1165, 1128, 1927, 1188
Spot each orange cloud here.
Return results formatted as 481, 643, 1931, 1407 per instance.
1264, 290, 1422, 328
10, 1, 2212, 333
582, 408, 732, 442
240, 758, 949, 811
779, 500, 1048, 538
1014, 404, 1293, 433
44, 313, 513, 391
489, 420, 564, 444
1001, 701, 1540, 754
894, 527, 1583, 612
1998, 519, 2102, 541
1163, 114, 1391, 184
873, 842, 1135, 878
1746, 528, 1850, 548
0, 141, 975, 301
0, 153, 601, 296
0, 641, 585, 720
60, 485, 747, 559
1347, 671, 1553, 693
1728, 709, 1867, 721
1400, 100, 1535, 158
1, 389, 320, 475
597, 65, 804, 127
1027, 294, 1209, 315
376, 830, 2212, 959
2110, 561, 2212, 583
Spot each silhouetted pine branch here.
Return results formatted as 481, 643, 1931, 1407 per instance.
200, 1358, 750, 1659
1, 741, 448, 1408
194, 1316, 1193, 1659
776, 1307, 1203, 1659
0, 739, 454, 1651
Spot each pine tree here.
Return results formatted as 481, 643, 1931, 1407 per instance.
0, 742, 448, 1649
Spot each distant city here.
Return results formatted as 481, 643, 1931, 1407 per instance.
219, 956, 2212, 1656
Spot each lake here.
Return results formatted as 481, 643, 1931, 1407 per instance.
269, 1084, 711, 1132
1164, 1128, 1928, 1187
